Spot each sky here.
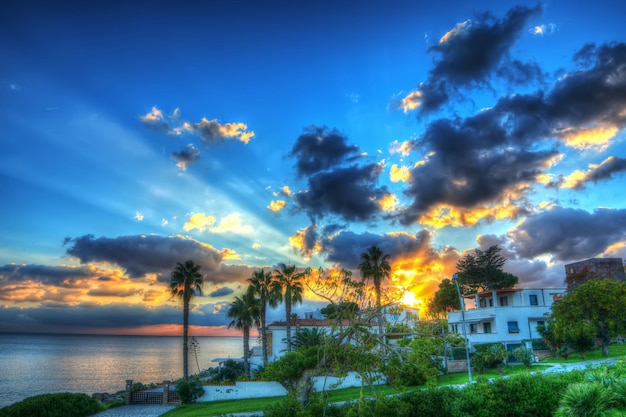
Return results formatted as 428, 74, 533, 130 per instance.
1, 0, 625, 336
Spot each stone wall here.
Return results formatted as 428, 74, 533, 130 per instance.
447, 359, 468, 373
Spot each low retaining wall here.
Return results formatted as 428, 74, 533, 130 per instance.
311, 372, 386, 392
196, 381, 287, 402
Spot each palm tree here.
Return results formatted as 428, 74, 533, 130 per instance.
248, 268, 281, 365
170, 260, 204, 380
274, 263, 304, 352
227, 285, 261, 376
358, 246, 391, 343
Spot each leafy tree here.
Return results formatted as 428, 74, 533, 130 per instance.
551, 279, 626, 356
294, 327, 324, 350
170, 260, 204, 380
359, 246, 392, 342
456, 245, 518, 294
564, 320, 597, 359
320, 301, 359, 320
428, 278, 461, 316
274, 263, 305, 352
248, 268, 282, 365
227, 285, 262, 376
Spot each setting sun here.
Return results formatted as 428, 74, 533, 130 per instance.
400, 290, 422, 307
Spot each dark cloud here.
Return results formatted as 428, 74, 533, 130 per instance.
0, 302, 229, 333
321, 229, 434, 270
289, 126, 360, 176
508, 207, 626, 262
399, 41, 626, 225
419, 4, 541, 112
295, 164, 388, 222
66, 234, 223, 278
0, 264, 93, 287
547, 42, 626, 130
287, 126, 389, 224
580, 157, 626, 186
172, 144, 200, 166
208, 287, 234, 297
86, 288, 142, 297
399, 113, 554, 224
559, 156, 626, 190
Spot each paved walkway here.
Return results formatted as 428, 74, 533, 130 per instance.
91, 404, 177, 417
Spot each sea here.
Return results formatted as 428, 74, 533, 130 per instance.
0, 333, 247, 408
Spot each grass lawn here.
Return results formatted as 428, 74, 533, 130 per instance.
160, 397, 283, 417
160, 344, 626, 417
540, 342, 626, 364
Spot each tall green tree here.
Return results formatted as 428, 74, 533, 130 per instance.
359, 245, 391, 342
227, 285, 262, 376
274, 263, 304, 352
456, 245, 518, 294
169, 260, 204, 380
428, 278, 461, 316
248, 268, 282, 365
551, 278, 626, 356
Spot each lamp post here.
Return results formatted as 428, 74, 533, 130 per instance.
453, 273, 472, 383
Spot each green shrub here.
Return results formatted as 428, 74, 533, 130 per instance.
0, 393, 103, 417
471, 343, 508, 374
555, 382, 616, 417
404, 387, 461, 417
512, 345, 534, 367
175, 378, 204, 404
531, 338, 550, 350
214, 359, 245, 382
260, 347, 319, 385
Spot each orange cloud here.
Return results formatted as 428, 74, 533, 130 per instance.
558, 126, 618, 151
390, 164, 410, 183
439, 19, 471, 44
377, 193, 399, 212
400, 89, 422, 113
184, 213, 216, 232
268, 200, 286, 212
389, 140, 412, 156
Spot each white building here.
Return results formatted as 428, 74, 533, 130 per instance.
267, 318, 379, 361
447, 288, 566, 352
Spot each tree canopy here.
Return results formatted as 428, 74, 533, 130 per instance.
455, 245, 518, 294
427, 278, 461, 316
550, 278, 626, 356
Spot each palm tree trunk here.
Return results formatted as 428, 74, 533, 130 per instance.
260, 298, 268, 365
183, 300, 189, 380
375, 282, 384, 345
285, 294, 292, 352
243, 325, 250, 376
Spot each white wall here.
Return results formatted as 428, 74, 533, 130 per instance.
311, 372, 386, 392
196, 381, 287, 402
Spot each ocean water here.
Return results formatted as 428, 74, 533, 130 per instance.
0, 333, 247, 408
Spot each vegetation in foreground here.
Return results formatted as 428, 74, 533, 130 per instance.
0, 393, 103, 417
161, 360, 626, 417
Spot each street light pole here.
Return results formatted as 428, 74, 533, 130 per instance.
453, 273, 472, 383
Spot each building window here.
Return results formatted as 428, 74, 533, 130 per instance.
451, 324, 458, 333
529, 294, 538, 306
483, 322, 492, 334
507, 321, 520, 333
480, 298, 486, 308
536, 320, 545, 330
499, 296, 508, 306
470, 323, 477, 334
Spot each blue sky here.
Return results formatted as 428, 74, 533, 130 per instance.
1, 0, 625, 335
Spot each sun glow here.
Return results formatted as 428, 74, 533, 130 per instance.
400, 290, 422, 307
